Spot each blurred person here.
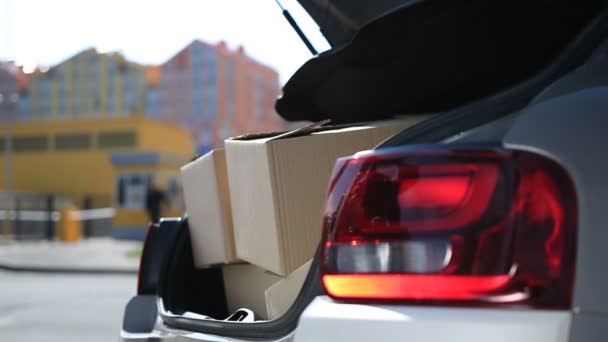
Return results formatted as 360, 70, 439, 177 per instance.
146, 180, 166, 224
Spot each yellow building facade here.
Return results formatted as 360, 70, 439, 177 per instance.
0, 115, 194, 235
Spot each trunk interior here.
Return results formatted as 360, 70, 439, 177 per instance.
159, 220, 230, 320
159, 219, 320, 322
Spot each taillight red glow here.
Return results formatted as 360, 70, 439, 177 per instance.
321, 147, 577, 309
347, 163, 500, 234
324, 274, 511, 300
398, 174, 470, 208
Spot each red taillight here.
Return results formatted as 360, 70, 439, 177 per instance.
321, 147, 577, 308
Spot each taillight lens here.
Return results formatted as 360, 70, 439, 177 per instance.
321, 147, 577, 308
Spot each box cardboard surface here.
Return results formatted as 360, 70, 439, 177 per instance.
265, 260, 312, 320
225, 117, 430, 275
181, 148, 237, 267
222, 263, 282, 320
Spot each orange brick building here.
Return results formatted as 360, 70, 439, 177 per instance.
147, 40, 284, 153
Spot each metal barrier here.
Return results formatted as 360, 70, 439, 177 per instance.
0, 208, 115, 242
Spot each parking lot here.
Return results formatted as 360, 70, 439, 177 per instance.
0, 271, 135, 342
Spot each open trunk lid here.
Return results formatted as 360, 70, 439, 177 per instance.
278, 0, 601, 124
295, 0, 412, 47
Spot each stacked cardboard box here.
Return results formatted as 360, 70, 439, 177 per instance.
222, 263, 282, 319
265, 260, 312, 319
181, 116, 432, 320
181, 148, 237, 267
225, 117, 430, 276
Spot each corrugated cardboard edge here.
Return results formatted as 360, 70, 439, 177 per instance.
222, 263, 282, 320
265, 260, 312, 320
265, 120, 331, 142
225, 139, 283, 274
180, 154, 215, 266
181, 149, 237, 266
266, 142, 288, 275
214, 149, 237, 262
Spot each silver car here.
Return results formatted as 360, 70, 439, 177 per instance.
121, 1, 608, 341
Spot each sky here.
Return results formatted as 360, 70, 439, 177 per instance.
0, 0, 331, 83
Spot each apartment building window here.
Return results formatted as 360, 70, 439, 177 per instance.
199, 130, 212, 148
39, 79, 53, 119
254, 75, 266, 125
221, 120, 231, 140
122, 71, 132, 115
147, 88, 158, 117
203, 47, 217, 121
124, 93, 134, 115
192, 44, 203, 119
72, 62, 80, 116
13, 135, 49, 152
91, 62, 100, 116
97, 131, 137, 149
18, 94, 30, 121
54, 133, 92, 150
57, 66, 66, 118
107, 58, 115, 115
225, 59, 236, 120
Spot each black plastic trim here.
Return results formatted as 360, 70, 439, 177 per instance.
138, 218, 182, 295
158, 217, 229, 319
379, 6, 608, 149
122, 295, 158, 334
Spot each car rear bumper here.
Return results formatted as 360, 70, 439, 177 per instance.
120, 301, 294, 342
120, 295, 571, 342
294, 296, 572, 342
120, 325, 294, 342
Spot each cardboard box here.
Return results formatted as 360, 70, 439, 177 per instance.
226, 117, 430, 275
181, 148, 237, 267
265, 260, 312, 320
222, 263, 282, 320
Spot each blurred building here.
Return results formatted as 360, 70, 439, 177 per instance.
6, 43, 284, 237
0, 62, 20, 119
149, 40, 284, 153
18, 43, 285, 154
0, 116, 194, 238
19, 48, 147, 121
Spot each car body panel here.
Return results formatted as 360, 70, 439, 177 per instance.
504, 87, 608, 313
293, 71, 608, 342
503, 86, 608, 341
295, 296, 571, 342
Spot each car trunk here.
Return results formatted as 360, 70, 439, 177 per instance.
157, 1, 608, 339
158, 218, 324, 339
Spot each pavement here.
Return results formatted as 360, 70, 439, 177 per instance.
0, 270, 136, 342
0, 238, 141, 273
